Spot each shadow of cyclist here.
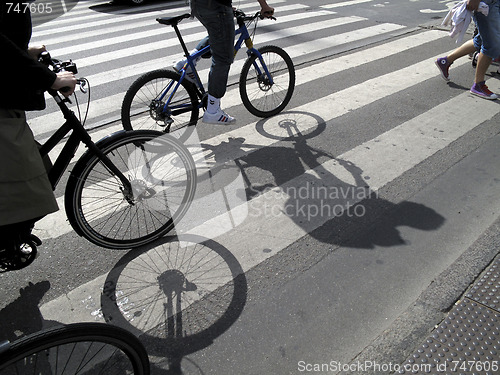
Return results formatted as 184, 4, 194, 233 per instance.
0, 280, 54, 342
201, 111, 445, 249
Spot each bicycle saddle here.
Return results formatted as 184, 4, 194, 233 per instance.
157, 14, 191, 26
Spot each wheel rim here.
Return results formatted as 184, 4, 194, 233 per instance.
243, 50, 293, 115
72, 133, 196, 248
126, 75, 197, 137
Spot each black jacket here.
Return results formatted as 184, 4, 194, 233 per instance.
215, 0, 232, 6
0, 2, 56, 111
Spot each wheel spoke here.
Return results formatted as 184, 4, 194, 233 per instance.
240, 46, 295, 118
67, 131, 196, 249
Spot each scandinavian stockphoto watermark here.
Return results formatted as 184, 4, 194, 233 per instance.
297, 360, 499, 373
249, 182, 378, 221
123, 127, 377, 240
297, 360, 431, 373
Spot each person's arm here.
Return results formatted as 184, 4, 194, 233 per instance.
1, 35, 77, 96
257, 0, 274, 17
0, 32, 57, 91
0, 4, 76, 96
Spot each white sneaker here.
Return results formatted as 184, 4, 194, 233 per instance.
173, 58, 186, 72
202, 108, 236, 124
173, 49, 200, 84
173, 61, 197, 84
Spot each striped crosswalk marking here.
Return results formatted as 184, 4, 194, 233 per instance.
28, 0, 408, 132
32, 20, 469, 237
320, 0, 375, 9
21, 0, 500, 330
28, 14, 407, 135
37, 39, 500, 326
40, 75, 500, 323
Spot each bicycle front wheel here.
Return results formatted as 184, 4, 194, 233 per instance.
121, 69, 199, 141
0, 323, 150, 375
239, 45, 295, 118
65, 130, 197, 249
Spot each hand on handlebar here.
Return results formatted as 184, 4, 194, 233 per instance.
260, 6, 274, 18
28, 45, 47, 60
51, 71, 78, 97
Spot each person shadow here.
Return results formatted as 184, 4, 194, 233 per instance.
0, 280, 58, 342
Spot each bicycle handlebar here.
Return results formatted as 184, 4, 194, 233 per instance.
233, 9, 276, 21
38, 51, 86, 96
157, 9, 275, 28
38, 51, 90, 126
39, 51, 78, 75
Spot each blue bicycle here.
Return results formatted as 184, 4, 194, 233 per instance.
121, 9, 295, 140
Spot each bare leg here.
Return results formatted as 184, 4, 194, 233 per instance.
448, 39, 476, 63
474, 52, 492, 83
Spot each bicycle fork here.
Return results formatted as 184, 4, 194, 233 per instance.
51, 93, 135, 204
247, 46, 275, 87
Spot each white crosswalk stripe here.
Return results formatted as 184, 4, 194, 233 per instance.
39, 3, 306, 57
20, 0, 500, 330
320, 0, 375, 8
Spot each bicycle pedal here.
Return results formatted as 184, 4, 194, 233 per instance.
29, 234, 42, 247
201, 93, 208, 109
163, 118, 174, 126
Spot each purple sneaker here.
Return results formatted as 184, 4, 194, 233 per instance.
435, 56, 451, 81
470, 81, 498, 100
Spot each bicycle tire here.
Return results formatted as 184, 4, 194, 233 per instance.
65, 130, 197, 249
0, 323, 150, 375
121, 69, 199, 142
239, 45, 295, 118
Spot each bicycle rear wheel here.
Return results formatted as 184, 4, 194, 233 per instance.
239, 45, 295, 118
121, 69, 199, 142
65, 130, 197, 249
0, 323, 150, 375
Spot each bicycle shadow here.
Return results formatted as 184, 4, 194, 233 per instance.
0, 280, 58, 342
100, 235, 247, 374
219, 110, 445, 249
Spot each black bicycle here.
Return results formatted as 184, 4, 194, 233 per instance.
1, 53, 197, 269
0, 323, 150, 374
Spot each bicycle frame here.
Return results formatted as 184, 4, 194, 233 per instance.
39, 90, 132, 191
161, 12, 274, 115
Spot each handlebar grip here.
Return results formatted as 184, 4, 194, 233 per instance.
260, 11, 275, 19
39, 51, 52, 66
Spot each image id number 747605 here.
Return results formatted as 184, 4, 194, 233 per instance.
6, 2, 53, 13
